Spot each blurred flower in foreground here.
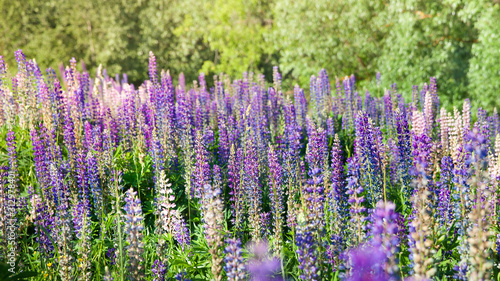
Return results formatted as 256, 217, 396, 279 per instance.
247, 241, 283, 281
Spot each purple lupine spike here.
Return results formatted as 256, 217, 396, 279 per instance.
305, 120, 327, 173
295, 220, 320, 281
149, 51, 158, 86
327, 117, 334, 138
14, 49, 26, 75
224, 238, 247, 281
243, 130, 262, 239
268, 145, 283, 252
30, 125, 52, 200
346, 156, 366, 245
437, 156, 453, 226
193, 131, 211, 200
354, 112, 383, 207
330, 134, 347, 220
173, 211, 191, 250
75, 151, 91, 210
346, 245, 389, 281
228, 144, 244, 227
294, 85, 307, 130
370, 201, 399, 276
248, 241, 283, 281
86, 152, 102, 219
0, 56, 6, 81
376, 72, 381, 87
395, 109, 413, 197
30, 192, 55, 257
151, 259, 167, 281
218, 111, 230, 163
410, 111, 432, 184
383, 91, 393, 130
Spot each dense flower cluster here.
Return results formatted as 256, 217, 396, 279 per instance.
2, 49, 500, 280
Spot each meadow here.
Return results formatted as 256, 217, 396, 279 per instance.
0, 49, 499, 280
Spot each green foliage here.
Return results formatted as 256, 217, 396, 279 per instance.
1, 0, 500, 108
467, 3, 500, 111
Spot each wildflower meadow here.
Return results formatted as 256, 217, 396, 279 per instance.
0, 49, 499, 280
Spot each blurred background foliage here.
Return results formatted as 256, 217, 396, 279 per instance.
1, 0, 499, 110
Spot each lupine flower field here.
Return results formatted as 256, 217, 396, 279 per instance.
1, 49, 500, 280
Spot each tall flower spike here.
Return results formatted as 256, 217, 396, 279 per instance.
202, 183, 225, 281
155, 170, 176, 255
370, 201, 399, 276
268, 145, 283, 253
123, 188, 145, 281
465, 127, 493, 280
224, 238, 247, 281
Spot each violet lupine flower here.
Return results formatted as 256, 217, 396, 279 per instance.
243, 131, 262, 239
175, 271, 191, 281
149, 51, 158, 102
218, 111, 230, 163
107, 248, 116, 265
173, 211, 191, 250
228, 145, 244, 227
327, 116, 334, 137
395, 109, 413, 198
86, 152, 103, 219
14, 49, 26, 76
248, 241, 283, 281
268, 145, 283, 252
410, 111, 432, 184
346, 245, 389, 281
0, 56, 6, 84
294, 85, 307, 130
384, 91, 393, 130
330, 135, 346, 212
224, 238, 247, 281
354, 112, 382, 207
463, 127, 493, 280
193, 131, 211, 200
370, 201, 399, 276
30, 126, 52, 200
376, 72, 381, 86
72, 196, 92, 281
437, 156, 453, 226
30, 193, 54, 257
123, 188, 145, 281
305, 120, 327, 173
151, 259, 167, 281
346, 156, 366, 245
295, 221, 320, 281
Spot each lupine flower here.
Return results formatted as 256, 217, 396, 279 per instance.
268, 145, 283, 253
346, 245, 389, 281
295, 218, 320, 281
202, 183, 225, 281
123, 188, 145, 280
243, 130, 262, 240
346, 156, 367, 245
355, 112, 383, 207
370, 201, 399, 276
224, 238, 247, 281
151, 259, 167, 281
193, 131, 211, 200
465, 127, 493, 280
248, 241, 283, 281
